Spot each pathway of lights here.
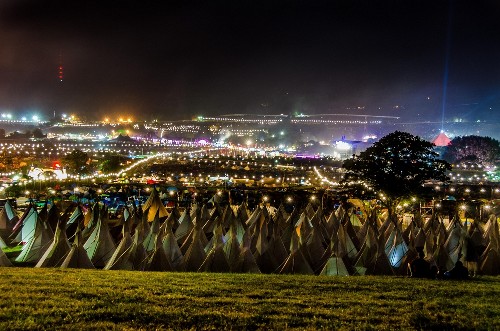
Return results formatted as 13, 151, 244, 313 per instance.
114, 147, 224, 177
449, 163, 498, 183
433, 185, 500, 197
450, 172, 490, 182
313, 166, 339, 186
115, 152, 316, 186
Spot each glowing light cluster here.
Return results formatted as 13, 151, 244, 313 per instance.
197, 116, 282, 125
313, 166, 339, 186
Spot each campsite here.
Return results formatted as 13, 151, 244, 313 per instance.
1, 188, 500, 329
1, 187, 499, 276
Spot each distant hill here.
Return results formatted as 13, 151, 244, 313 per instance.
112, 134, 135, 142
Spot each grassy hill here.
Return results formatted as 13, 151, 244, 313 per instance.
0, 268, 498, 330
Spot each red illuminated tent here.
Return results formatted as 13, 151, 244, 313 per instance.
432, 132, 451, 147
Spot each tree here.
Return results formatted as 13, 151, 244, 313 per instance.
342, 131, 451, 216
100, 155, 125, 173
443, 135, 500, 169
31, 128, 46, 139
5, 184, 23, 197
63, 149, 91, 174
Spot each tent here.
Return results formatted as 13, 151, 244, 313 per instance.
142, 189, 169, 222
104, 222, 135, 270
144, 233, 172, 272
83, 209, 116, 268
15, 206, 54, 264
0, 243, 12, 267
432, 132, 452, 147
60, 225, 95, 269
35, 219, 71, 268
0, 200, 18, 237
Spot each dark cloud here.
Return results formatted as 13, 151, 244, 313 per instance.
0, 0, 499, 120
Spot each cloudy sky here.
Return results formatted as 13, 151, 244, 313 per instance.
0, 0, 499, 121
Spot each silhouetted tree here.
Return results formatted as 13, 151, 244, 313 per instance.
443, 135, 500, 169
63, 149, 91, 174
31, 128, 46, 139
5, 184, 23, 197
100, 155, 125, 173
8, 131, 29, 139
343, 131, 451, 216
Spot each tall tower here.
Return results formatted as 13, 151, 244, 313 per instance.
58, 53, 64, 82
54, 52, 65, 120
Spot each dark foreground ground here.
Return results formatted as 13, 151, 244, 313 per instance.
0, 268, 498, 330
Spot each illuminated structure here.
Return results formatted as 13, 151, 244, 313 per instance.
28, 166, 67, 181
432, 132, 452, 146
58, 64, 64, 82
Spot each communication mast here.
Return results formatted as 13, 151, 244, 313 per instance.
54, 52, 65, 119
58, 53, 64, 82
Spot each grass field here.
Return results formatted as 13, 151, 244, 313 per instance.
0, 268, 499, 330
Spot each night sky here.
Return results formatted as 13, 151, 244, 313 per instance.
1, 0, 499, 121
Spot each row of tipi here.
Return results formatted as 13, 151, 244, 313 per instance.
0, 189, 499, 275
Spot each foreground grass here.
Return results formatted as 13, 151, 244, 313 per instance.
0, 268, 499, 330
